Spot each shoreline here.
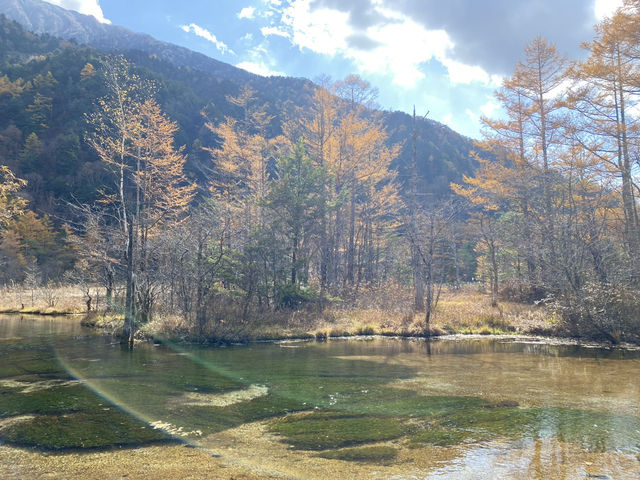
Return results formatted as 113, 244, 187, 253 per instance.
3, 311, 639, 351
0, 308, 85, 316
1, 284, 636, 347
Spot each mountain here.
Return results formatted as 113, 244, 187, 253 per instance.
0, 0, 255, 83
0, 0, 477, 218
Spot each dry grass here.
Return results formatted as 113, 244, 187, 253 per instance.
0, 283, 555, 341
139, 284, 555, 342
0, 284, 106, 315
431, 285, 552, 335
302, 285, 553, 339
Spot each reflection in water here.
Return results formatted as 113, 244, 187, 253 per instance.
1, 315, 640, 479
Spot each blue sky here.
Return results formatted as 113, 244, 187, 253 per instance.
45, 0, 623, 139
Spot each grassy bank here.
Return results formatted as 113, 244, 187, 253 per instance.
84, 285, 554, 344
0, 283, 555, 343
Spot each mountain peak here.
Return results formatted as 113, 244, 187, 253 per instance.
0, 0, 256, 83
0, 0, 106, 43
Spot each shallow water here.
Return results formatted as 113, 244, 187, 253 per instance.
1, 315, 639, 479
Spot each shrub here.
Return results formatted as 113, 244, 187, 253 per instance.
498, 279, 546, 303
554, 282, 640, 344
275, 284, 320, 309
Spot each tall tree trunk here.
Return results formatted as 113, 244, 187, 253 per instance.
105, 265, 114, 312
451, 237, 460, 289
319, 206, 328, 300
123, 216, 136, 349
347, 184, 356, 285
411, 107, 425, 310
614, 63, 640, 263
424, 242, 433, 339
291, 231, 298, 285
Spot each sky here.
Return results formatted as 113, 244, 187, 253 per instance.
44, 0, 624, 139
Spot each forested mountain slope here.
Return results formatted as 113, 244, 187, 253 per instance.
0, 0, 476, 220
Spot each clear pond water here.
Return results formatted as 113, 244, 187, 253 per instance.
1, 314, 639, 479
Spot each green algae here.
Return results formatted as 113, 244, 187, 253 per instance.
171, 393, 308, 434
407, 425, 471, 447
315, 445, 398, 463
349, 390, 488, 417
265, 395, 488, 452
269, 410, 407, 450
0, 379, 175, 449
0, 384, 99, 417
0, 348, 70, 379
1, 411, 172, 450
268, 395, 640, 456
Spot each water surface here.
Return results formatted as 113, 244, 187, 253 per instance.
1, 315, 639, 479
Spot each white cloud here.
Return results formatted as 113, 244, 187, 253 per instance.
594, 0, 623, 20
490, 74, 503, 86
261, 26, 290, 39
547, 78, 573, 100
275, 0, 499, 88
352, 12, 453, 88
236, 61, 284, 76
238, 7, 256, 19
42, 0, 110, 24
466, 108, 479, 124
281, 1, 351, 56
440, 58, 493, 85
480, 99, 500, 118
180, 23, 234, 55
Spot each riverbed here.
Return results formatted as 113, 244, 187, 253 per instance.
1, 315, 639, 479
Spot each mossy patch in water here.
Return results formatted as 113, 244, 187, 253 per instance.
160, 363, 244, 394
316, 445, 398, 463
268, 391, 640, 458
269, 410, 407, 450
1, 410, 172, 450
367, 392, 488, 418
266, 394, 499, 453
168, 392, 308, 434
441, 404, 540, 437
216, 392, 307, 423
0, 349, 70, 379
407, 425, 471, 447
0, 384, 100, 418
